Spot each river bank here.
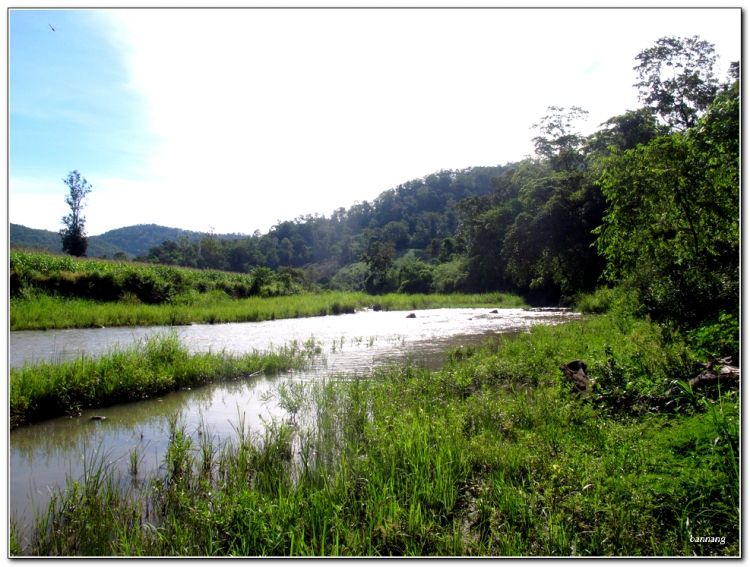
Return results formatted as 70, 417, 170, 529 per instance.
10, 291, 525, 331
10, 311, 739, 556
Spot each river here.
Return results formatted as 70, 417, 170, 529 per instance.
9, 307, 577, 528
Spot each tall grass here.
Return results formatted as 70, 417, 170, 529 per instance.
12, 312, 737, 556
10, 250, 274, 297
10, 332, 317, 428
11, 291, 524, 331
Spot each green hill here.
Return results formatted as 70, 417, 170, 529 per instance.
96, 224, 248, 257
10, 224, 130, 259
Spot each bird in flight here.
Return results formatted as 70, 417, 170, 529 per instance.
48, 24, 56, 32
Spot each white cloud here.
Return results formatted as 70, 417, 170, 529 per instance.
13, 8, 741, 235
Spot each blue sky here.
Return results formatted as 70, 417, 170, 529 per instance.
10, 10, 155, 189
8, 7, 742, 236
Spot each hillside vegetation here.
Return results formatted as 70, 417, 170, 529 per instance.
96, 224, 250, 257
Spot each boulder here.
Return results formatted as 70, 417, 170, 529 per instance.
406, 313, 416, 318
559, 360, 590, 395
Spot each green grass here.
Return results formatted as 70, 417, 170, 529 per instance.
10, 332, 319, 428
12, 312, 737, 556
10, 291, 524, 331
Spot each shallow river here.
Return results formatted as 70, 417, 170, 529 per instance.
9, 307, 576, 527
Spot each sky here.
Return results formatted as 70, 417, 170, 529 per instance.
8, 6, 742, 237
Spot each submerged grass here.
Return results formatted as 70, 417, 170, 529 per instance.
11, 312, 738, 556
10, 333, 316, 429
10, 291, 524, 331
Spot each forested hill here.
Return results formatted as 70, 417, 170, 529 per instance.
95, 224, 249, 257
10, 223, 247, 258
133, 165, 511, 275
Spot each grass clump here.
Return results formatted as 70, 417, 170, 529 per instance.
10, 333, 315, 428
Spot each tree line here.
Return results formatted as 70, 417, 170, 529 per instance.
59, 36, 738, 328
131, 165, 507, 279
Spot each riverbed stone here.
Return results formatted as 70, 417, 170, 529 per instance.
559, 360, 590, 395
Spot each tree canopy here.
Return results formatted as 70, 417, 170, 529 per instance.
633, 35, 720, 131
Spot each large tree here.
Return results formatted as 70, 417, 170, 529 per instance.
633, 36, 720, 132
60, 170, 92, 257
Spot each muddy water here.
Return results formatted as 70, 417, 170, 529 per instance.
9, 307, 577, 527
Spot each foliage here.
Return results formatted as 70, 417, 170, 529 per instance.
633, 36, 720, 131
683, 312, 739, 363
361, 241, 396, 294
456, 107, 610, 304
99, 224, 248, 257
397, 260, 434, 294
10, 251, 299, 307
596, 79, 739, 324
10, 224, 131, 259
531, 105, 589, 170
584, 108, 669, 161
329, 262, 369, 292
431, 259, 470, 294
60, 171, 92, 257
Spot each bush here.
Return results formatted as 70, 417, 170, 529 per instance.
431, 259, 469, 294
685, 312, 739, 363
398, 261, 434, 294
329, 262, 369, 292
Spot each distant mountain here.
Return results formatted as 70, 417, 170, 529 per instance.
10, 224, 131, 259
95, 224, 249, 257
